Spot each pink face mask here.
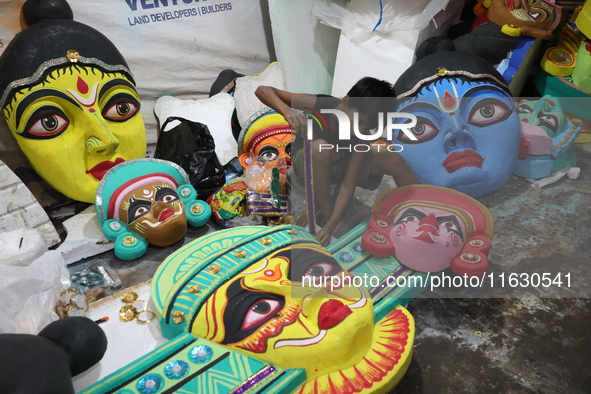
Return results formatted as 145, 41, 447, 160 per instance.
361, 185, 493, 278
390, 206, 467, 272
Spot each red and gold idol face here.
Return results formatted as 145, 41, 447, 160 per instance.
118, 181, 187, 246
192, 243, 374, 379
239, 132, 292, 171
255, 133, 292, 168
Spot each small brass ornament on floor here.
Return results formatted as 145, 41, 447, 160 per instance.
119, 291, 155, 324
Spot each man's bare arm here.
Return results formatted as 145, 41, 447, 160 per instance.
255, 86, 317, 134
315, 151, 365, 245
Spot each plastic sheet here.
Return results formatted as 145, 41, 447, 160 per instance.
0, 229, 70, 334
69, 259, 122, 294
314, 0, 450, 43
245, 159, 274, 194
0, 228, 47, 267
317, 0, 463, 96
244, 158, 289, 217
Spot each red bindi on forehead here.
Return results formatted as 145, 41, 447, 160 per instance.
77, 76, 89, 94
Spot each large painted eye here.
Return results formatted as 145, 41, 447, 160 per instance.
303, 262, 334, 278
514, 1, 548, 22
528, 10, 544, 21
22, 107, 69, 139
395, 117, 438, 143
241, 299, 281, 330
28, 114, 69, 136
394, 208, 426, 226
441, 220, 459, 232
468, 100, 511, 126
394, 214, 423, 228
103, 100, 139, 121
161, 194, 178, 203
401, 215, 419, 223
285, 249, 343, 282
436, 215, 464, 240
536, 112, 559, 133
513, 8, 536, 21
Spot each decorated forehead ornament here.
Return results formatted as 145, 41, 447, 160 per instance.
95, 158, 211, 260
238, 108, 292, 156
151, 225, 319, 340
395, 38, 510, 100
0, 0, 134, 109
362, 185, 494, 277
433, 83, 460, 113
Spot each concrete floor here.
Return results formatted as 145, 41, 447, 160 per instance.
390, 144, 591, 393
294, 142, 591, 393
73, 144, 591, 393
396, 297, 591, 393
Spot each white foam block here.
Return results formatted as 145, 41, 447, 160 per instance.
234, 62, 287, 127
56, 205, 114, 265
0, 160, 60, 248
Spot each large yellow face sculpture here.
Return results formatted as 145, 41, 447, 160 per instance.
2, 65, 146, 203
153, 226, 415, 393
191, 243, 374, 379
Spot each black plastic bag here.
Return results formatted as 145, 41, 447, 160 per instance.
155, 117, 225, 200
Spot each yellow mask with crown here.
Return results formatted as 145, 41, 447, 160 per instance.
0, 0, 146, 203
152, 226, 414, 393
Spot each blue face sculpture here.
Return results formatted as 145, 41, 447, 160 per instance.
393, 78, 521, 198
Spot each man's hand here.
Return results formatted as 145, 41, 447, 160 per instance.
283, 109, 309, 137
315, 224, 335, 246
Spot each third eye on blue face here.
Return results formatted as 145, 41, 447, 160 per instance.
393, 78, 521, 198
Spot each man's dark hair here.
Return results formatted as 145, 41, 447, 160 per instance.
346, 77, 395, 129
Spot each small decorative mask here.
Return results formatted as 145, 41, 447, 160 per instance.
514, 96, 581, 178
487, 0, 562, 39
237, 109, 292, 173
95, 159, 211, 260
361, 185, 494, 277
